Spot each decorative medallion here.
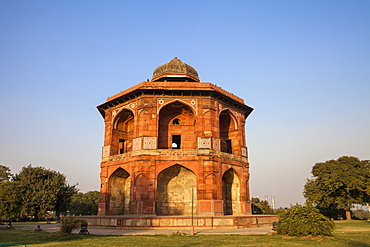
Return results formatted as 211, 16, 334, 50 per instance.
143, 137, 157, 149
198, 137, 211, 149
213, 138, 221, 151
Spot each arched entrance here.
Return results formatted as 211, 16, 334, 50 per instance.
219, 110, 237, 154
108, 168, 131, 215
113, 109, 134, 154
156, 165, 196, 215
222, 169, 241, 215
158, 101, 196, 149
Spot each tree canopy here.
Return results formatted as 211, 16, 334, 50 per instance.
69, 191, 100, 216
0, 165, 12, 183
304, 156, 370, 220
0, 165, 78, 220
251, 197, 274, 214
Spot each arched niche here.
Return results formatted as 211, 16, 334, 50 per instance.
137, 109, 151, 136
135, 173, 151, 201
204, 173, 217, 200
158, 101, 196, 149
222, 168, 241, 215
219, 109, 237, 154
156, 164, 197, 215
113, 109, 134, 154
108, 168, 131, 215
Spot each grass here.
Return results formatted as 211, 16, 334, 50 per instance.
0, 220, 369, 247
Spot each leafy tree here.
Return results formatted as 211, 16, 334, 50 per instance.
0, 181, 22, 219
251, 197, 274, 214
304, 156, 370, 220
275, 204, 334, 236
69, 191, 100, 215
0, 165, 12, 183
14, 165, 78, 220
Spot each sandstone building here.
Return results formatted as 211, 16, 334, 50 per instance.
97, 58, 254, 217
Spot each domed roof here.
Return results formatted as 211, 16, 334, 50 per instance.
152, 57, 199, 82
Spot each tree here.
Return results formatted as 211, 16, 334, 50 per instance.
69, 191, 100, 215
0, 165, 12, 183
0, 181, 22, 219
14, 165, 78, 220
251, 197, 274, 214
304, 156, 370, 220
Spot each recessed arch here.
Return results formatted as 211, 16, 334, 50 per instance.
205, 173, 217, 200
158, 101, 196, 149
137, 109, 151, 135
219, 109, 238, 129
113, 108, 135, 130
135, 173, 151, 201
112, 109, 135, 154
108, 168, 131, 215
222, 168, 241, 215
219, 109, 238, 154
156, 164, 197, 215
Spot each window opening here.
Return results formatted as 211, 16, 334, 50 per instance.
172, 118, 180, 125
225, 139, 232, 154
172, 135, 181, 149
119, 139, 126, 154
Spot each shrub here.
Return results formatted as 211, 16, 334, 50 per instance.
275, 204, 334, 236
60, 217, 85, 234
352, 210, 370, 220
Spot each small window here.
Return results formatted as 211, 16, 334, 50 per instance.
172, 135, 181, 149
225, 139, 232, 154
119, 139, 125, 154
172, 118, 180, 125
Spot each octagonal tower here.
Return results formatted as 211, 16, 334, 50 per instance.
97, 58, 253, 216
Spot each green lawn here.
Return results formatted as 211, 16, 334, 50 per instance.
0, 220, 369, 247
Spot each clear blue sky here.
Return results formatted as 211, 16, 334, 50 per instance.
1, 0, 369, 208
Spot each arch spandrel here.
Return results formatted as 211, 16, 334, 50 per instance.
157, 98, 198, 115
156, 163, 196, 178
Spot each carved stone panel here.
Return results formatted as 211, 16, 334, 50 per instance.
102, 145, 111, 158
212, 138, 221, 151
143, 137, 157, 149
198, 137, 211, 149
133, 138, 142, 151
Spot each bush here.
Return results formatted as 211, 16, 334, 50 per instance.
275, 204, 334, 236
60, 217, 85, 234
352, 210, 370, 220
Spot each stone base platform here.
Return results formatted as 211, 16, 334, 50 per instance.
72, 215, 278, 229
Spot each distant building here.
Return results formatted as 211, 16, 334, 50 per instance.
96, 58, 254, 216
